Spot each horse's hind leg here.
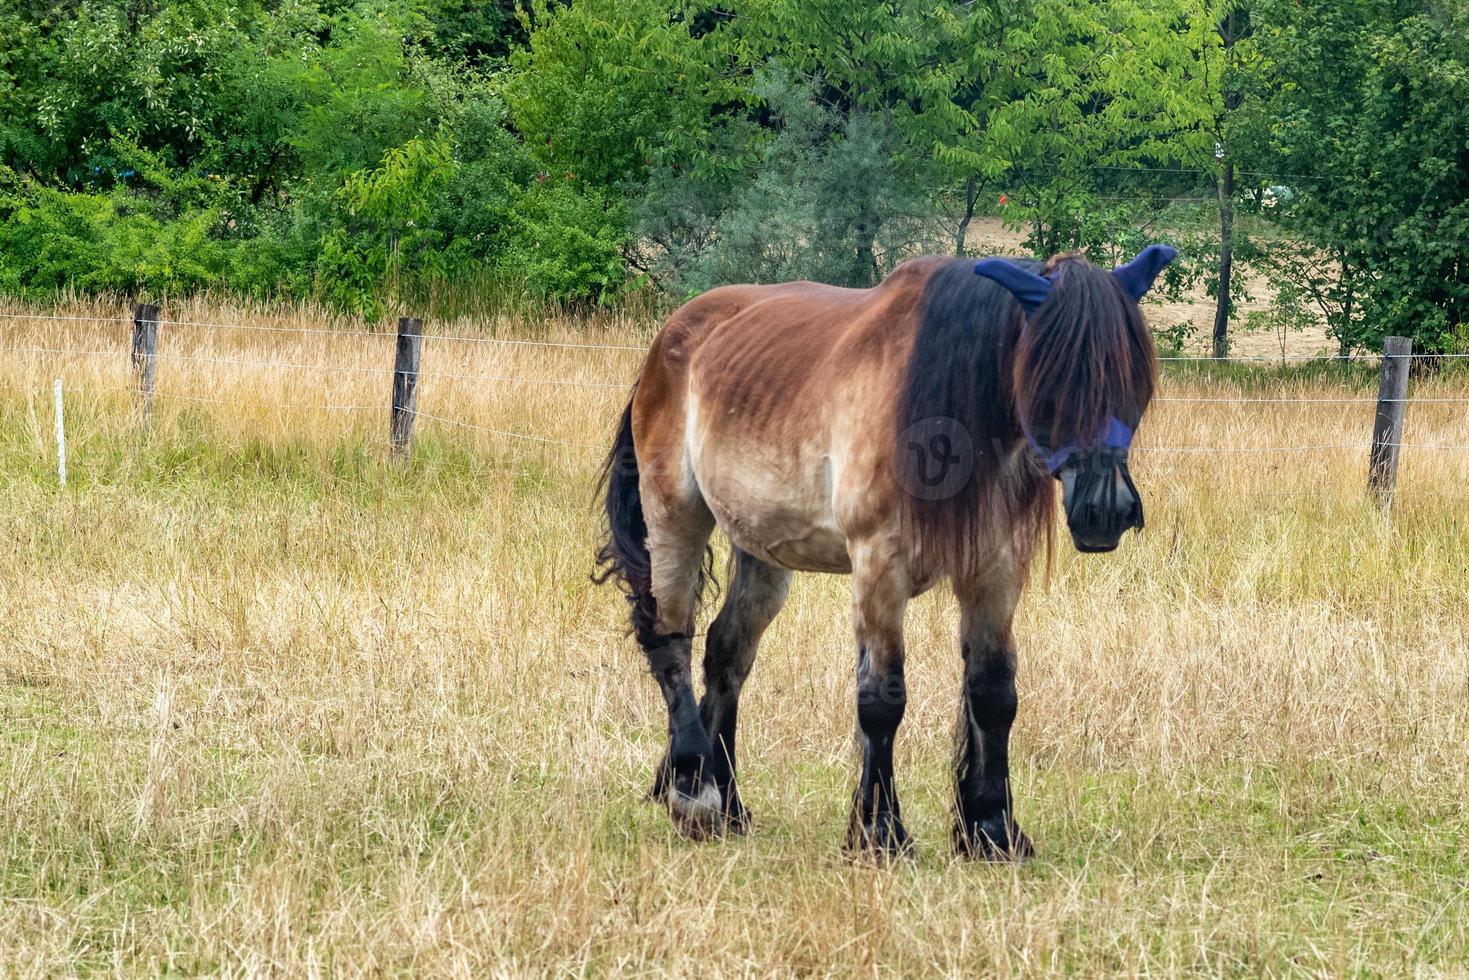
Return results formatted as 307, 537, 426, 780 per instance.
952, 572, 1034, 861
639, 488, 723, 837
696, 549, 792, 831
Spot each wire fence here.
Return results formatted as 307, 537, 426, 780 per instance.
3, 308, 1468, 486
0, 311, 648, 352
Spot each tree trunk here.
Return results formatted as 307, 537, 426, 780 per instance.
955, 177, 978, 256
1212, 6, 1244, 361
855, 231, 877, 287
1212, 158, 1234, 359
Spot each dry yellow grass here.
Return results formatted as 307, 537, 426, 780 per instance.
1, 298, 1467, 976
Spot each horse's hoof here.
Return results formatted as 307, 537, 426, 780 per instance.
954, 820, 1034, 862
845, 812, 912, 861
651, 757, 751, 838
667, 778, 725, 840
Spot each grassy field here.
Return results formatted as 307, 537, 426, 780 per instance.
2, 298, 1468, 975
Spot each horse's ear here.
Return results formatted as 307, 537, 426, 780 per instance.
973, 258, 1053, 314
1112, 244, 1179, 301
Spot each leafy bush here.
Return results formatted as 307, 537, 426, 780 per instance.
504, 0, 745, 189
501, 179, 630, 305
0, 143, 240, 297
425, 90, 533, 266
1149, 319, 1197, 358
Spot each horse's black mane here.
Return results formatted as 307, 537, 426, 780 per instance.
894, 257, 1043, 580
900, 255, 1041, 447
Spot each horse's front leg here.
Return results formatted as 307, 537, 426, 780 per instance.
952, 576, 1034, 861
845, 543, 912, 857
698, 549, 792, 833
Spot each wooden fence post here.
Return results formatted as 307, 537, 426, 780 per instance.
1368, 335, 1412, 503
131, 302, 161, 422
391, 316, 423, 457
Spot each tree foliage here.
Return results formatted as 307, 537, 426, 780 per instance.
504, 0, 747, 188
1246, 0, 1468, 352
642, 71, 926, 293
0, 0, 1462, 350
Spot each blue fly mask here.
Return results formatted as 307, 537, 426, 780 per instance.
973, 244, 1176, 474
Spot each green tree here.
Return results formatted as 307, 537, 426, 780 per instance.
652, 70, 926, 293
1, 0, 248, 185
731, 0, 963, 275
423, 0, 524, 67
950, 0, 1216, 257
504, 0, 745, 190
1251, 0, 1469, 353
424, 87, 534, 267
273, 2, 446, 184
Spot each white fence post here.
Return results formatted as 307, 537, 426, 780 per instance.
53, 378, 66, 489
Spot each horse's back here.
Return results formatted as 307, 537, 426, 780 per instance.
660, 259, 942, 367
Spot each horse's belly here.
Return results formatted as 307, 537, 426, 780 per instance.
698, 467, 851, 574
759, 526, 851, 573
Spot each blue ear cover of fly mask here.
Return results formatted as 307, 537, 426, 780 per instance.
972, 258, 1052, 313
973, 244, 1179, 310
1110, 243, 1178, 301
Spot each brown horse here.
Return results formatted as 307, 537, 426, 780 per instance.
595, 246, 1176, 858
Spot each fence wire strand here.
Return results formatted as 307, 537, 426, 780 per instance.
14, 308, 1469, 362
13, 344, 1469, 402
6, 312, 1469, 465
1155, 396, 1469, 404
1, 310, 648, 353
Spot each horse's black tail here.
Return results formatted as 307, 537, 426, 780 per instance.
593, 394, 659, 644
593, 389, 717, 645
